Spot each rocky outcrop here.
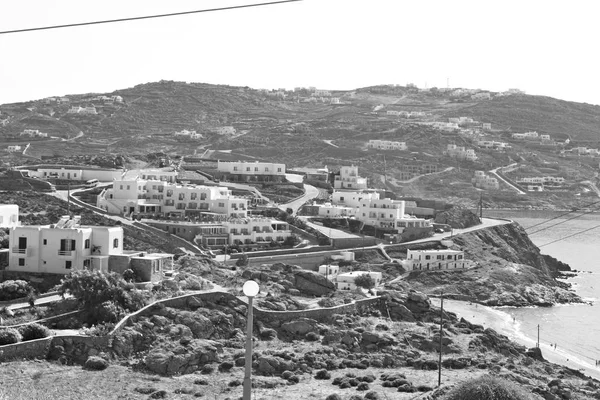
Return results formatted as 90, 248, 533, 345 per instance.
434, 208, 481, 229
144, 339, 222, 375
293, 270, 335, 296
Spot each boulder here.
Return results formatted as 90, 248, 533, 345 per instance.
256, 356, 296, 376
144, 339, 222, 375
293, 270, 335, 296
281, 318, 318, 336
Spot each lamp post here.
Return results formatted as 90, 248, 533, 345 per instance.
243, 280, 260, 400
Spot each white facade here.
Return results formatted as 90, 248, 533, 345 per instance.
98, 179, 248, 218
8, 215, 124, 274
472, 171, 500, 190
225, 218, 291, 246
174, 129, 203, 139
405, 249, 467, 270
0, 205, 20, 228
20, 129, 48, 138
512, 131, 539, 139
217, 161, 286, 177
318, 264, 340, 280
446, 144, 477, 161
336, 271, 382, 290
215, 126, 236, 135
334, 166, 368, 190
7, 145, 22, 152
367, 140, 407, 151
26, 167, 124, 182
332, 190, 380, 208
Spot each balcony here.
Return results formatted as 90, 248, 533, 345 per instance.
58, 250, 74, 256
12, 247, 30, 255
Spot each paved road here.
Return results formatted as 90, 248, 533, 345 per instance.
278, 181, 320, 215
302, 218, 361, 239
490, 164, 526, 195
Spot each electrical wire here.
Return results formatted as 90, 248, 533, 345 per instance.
524, 200, 600, 232
538, 224, 600, 248
527, 207, 600, 236
0, 0, 302, 35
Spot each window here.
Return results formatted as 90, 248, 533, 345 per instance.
178, 193, 185, 200
18, 258, 25, 266
65, 261, 72, 269
340, 197, 344, 201
200, 193, 206, 200
219, 202, 225, 208
127, 185, 130, 190
246, 167, 250, 171
277, 168, 282, 172
113, 238, 119, 248
425, 255, 431, 260
120, 185, 123, 190
43, 239, 47, 245
85, 239, 90, 249
60, 239, 76, 252
447, 255, 452, 260
265, 167, 269, 172
255, 167, 258, 171
191, 193, 197, 200
233, 166, 238, 171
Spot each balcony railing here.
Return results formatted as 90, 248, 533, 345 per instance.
12, 247, 27, 254
58, 250, 74, 256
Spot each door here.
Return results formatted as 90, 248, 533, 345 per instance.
18, 237, 27, 249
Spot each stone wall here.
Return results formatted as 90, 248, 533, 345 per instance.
0, 337, 52, 361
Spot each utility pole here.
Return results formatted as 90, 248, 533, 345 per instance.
67, 182, 71, 216
537, 324, 540, 348
438, 292, 444, 387
479, 193, 483, 219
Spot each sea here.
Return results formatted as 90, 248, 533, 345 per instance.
474, 210, 600, 374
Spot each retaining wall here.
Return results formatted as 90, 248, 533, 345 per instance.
0, 337, 52, 361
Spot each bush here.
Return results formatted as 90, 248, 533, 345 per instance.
315, 369, 331, 380
325, 395, 342, 400
19, 323, 51, 341
84, 356, 109, 370
305, 331, 320, 341
357, 382, 370, 391
364, 391, 381, 400
442, 375, 536, 400
354, 274, 375, 289
0, 328, 21, 345
0, 280, 33, 301
317, 298, 336, 308
281, 370, 294, 380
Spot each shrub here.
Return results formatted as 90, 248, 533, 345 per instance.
228, 379, 242, 387
218, 361, 234, 372
19, 323, 51, 341
325, 395, 342, 400
194, 379, 209, 385
287, 375, 300, 384
364, 391, 381, 400
84, 356, 109, 370
354, 274, 375, 289
281, 370, 294, 380
0, 328, 21, 345
315, 369, 331, 380
442, 375, 537, 400
357, 382, 370, 391
0, 280, 33, 301
317, 298, 336, 308
305, 332, 320, 341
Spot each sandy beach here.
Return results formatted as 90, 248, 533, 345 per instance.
430, 298, 600, 381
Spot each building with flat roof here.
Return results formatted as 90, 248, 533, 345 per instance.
216, 161, 286, 182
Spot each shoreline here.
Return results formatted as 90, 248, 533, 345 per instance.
431, 298, 600, 381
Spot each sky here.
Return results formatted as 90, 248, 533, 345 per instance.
1, 0, 600, 105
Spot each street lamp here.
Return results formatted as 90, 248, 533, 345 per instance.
243, 280, 260, 400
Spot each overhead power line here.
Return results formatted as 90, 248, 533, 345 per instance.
0, 0, 302, 35
525, 199, 600, 232
538, 224, 600, 248
527, 207, 600, 236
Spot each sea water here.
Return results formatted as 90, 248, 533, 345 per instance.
486, 210, 600, 371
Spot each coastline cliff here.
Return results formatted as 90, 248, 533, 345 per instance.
397, 222, 581, 306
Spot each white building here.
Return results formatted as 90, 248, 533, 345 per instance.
336, 271, 382, 291
446, 144, 477, 161
214, 126, 236, 135
512, 131, 539, 139
472, 171, 500, 190
98, 178, 248, 219
217, 161, 286, 181
482, 123, 492, 131
20, 129, 48, 138
476, 140, 510, 150
224, 217, 291, 247
332, 190, 380, 208
7, 145, 22, 152
174, 129, 203, 139
334, 166, 368, 190
367, 140, 407, 151
318, 264, 340, 280
24, 166, 124, 182
404, 249, 467, 271
67, 106, 97, 115
313, 89, 331, 97
0, 205, 20, 228
8, 215, 123, 274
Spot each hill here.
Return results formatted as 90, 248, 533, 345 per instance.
2, 81, 600, 210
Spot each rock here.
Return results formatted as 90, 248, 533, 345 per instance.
281, 318, 318, 336
84, 356, 109, 371
256, 356, 296, 376
293, 270, 335, 296
526, 347, 545, 361
144, 340, 222, 376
